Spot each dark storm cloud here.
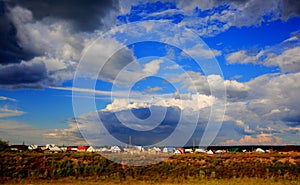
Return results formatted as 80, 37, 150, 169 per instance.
7, 0, 120, 32
0, 1, 35, 64
0, 0, 120, 65
0, 62, 47, 86
281, 0, 300, 19
99, 106, 181, 146
283, 115, 300, 127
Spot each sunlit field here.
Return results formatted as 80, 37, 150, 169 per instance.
3, 177, 300, 185
1, 152, 299, 184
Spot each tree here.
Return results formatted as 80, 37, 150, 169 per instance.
0, 138, 9, 151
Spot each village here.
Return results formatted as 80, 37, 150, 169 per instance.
8, 143, 300, 155
3, 143, 300, 184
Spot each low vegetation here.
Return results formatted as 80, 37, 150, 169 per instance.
1, 152, 299, 184
0, 138, 9, 152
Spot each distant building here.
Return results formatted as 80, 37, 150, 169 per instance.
147, 146, 161, 154
163, 147, 174, 153
77, 146, 89, 152
86, 146, 95, 152
207, 150, 214, 155
184, 148, 193, 153
46, 144, 62, 152
174, 149, 181, 155
255, 148, 265, 153
10, 145, 28, 152
195, 148, 207, 153
110, 145, 121, 153
215, 149, 226, 154
67, 146, 78, 152
28, 145, 39, 151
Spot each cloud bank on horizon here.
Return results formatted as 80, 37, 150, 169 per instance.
0, 0, 300, 146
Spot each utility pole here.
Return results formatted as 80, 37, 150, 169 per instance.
192, 139, 195, 150
129, 135, 131, 147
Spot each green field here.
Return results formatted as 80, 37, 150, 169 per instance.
1, 152, 299, 184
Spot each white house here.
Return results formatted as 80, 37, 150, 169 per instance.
255, 148, 265, 153
135, 146, 145, 152
152, 147, 161, 152
215, 150, 226, 154
174, 149, 182, 155
60, 146, 67, 152
163, 147, 174, 153
46, 144, 61, 152
185, 148, 193, 153
111, 145, 121, 153
207, 150, 214, 155
195, 148, 207, 153
28, 145, 38, 150
87, 146, 95, 152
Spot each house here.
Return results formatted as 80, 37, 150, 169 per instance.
45, 144, 62, 152
174, 149, 182, 155
185, 148, 193, 153
28, 145, 38, 150
207, 150, 214, 155
28, 145, 40, 151
151, 147, 161, 152
163, 147, 174, 153
178, 148, 185, 154
124, 147, 137, 154
77, 146, 89, 152
46, 144, 56, 149
195, 148, 207, 153
215, 149, 226, 154
111, 145, 121, 153
87, 146, 95, 152
39, 146, 47, 151
135, 146, 145, 152
255, 148, 265, 153
127, 146, 146, 154
67, 146, 78, 152
50, 146, 62, 152
10, 144, 28, 152
148, 146, 161, 153
60, 146, 67, 152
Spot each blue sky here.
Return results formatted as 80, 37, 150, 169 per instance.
0, 0, 300, 146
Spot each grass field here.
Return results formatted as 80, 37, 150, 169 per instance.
1, 152, 299, 184
4, 177, 300, 185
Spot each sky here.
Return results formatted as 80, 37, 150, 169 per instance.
0, 0, 300, 146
